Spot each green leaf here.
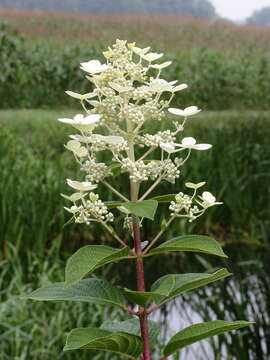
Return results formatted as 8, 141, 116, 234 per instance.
163, 320, 254, 356
119, 200, 158, 220
151, 194, 176, 203
151, 268, 232, 305
25, 278, 126, 308
124, 269, 230, 307
65, 245, 130, 287
101, 318, 160, 345
149, 235, 228, 258
124, 288, 159, 307
64, 327, 143, 359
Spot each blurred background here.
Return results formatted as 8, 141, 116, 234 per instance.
0, 1, 269, 359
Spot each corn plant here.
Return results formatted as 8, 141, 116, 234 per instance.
26, 40, 252, 359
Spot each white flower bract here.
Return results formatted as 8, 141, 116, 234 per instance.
66, 179, 97, 191
80, 60, 109, 74
168, 106, 201, 117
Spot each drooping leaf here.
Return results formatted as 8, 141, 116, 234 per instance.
101, 318, 160, 345
119, 200, 158, 220
149, 235, 228, 258
151, 194, 176, 203
124, 269, 230, 307
163, 320, 254, 356
25, 278, 126, 308
64, 327, 143, 359
151, 268, 231, 305
65, 245, 131, 287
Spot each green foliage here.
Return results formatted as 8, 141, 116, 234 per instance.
149, 235, 228, 257
247, 7, 270, 25
65, 245, 130, 287
163, 320, 253, 356
64, 327, 143, 358
119, 200, 158, 220
25, 278, 126, 308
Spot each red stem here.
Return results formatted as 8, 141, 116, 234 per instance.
132, 214, 152, 360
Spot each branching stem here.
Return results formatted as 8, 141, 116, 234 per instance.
139, 176, 162, 201
143, 215, 176, 254
101, 221, 127, 248
102, 180, 129, 202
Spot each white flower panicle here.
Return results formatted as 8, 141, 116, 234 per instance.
57, 39, 220, 229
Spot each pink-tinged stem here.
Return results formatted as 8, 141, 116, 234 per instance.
130, 179, 152, 360
133, 214, 152, 360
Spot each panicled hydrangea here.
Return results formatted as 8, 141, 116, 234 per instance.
58, 39, 219, 230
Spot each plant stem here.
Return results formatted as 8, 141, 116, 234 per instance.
139, 176, 162, 201
131, 181, 152, 360
127, 117, 152, 359
102, 180, 129, 202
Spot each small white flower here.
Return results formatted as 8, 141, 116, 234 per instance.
65, 140, 88, 157
200, 191, 223, 208
65, 91, 97, 100
132, 46, 151, 55
101, 136, 125, 145
66, 179, 97, 191
80, 60, 109, 74
181, 137, 212, 150
64, 205, 80, 214
58, 114, 101, 131
142, 52, 163, 62
160, 138, 212, 153
172, 84, 188, 92
168, 106, 201, 117
149, 79, 174, 93
160, 142, 177, 154
109, 82, 133, 93
150, 61, 172, 69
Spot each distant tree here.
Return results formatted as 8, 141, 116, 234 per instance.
0, 0, 217, 18
247, 7, 270, 26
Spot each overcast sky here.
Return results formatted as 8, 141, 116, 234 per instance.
211, 0, 270, 20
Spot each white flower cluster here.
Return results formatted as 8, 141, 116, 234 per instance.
64, 192, 113, 224
121, 159, 160, 182
169, 183, 222, 222
81, 160, 110, 183
57, 39, 217, 229
137, 130, 175, 147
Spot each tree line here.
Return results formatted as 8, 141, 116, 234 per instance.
0, 0, 217, 18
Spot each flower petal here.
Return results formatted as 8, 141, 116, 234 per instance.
181, 137, 197, 146
193, 144, 212, 150
168, 108, 186, 116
